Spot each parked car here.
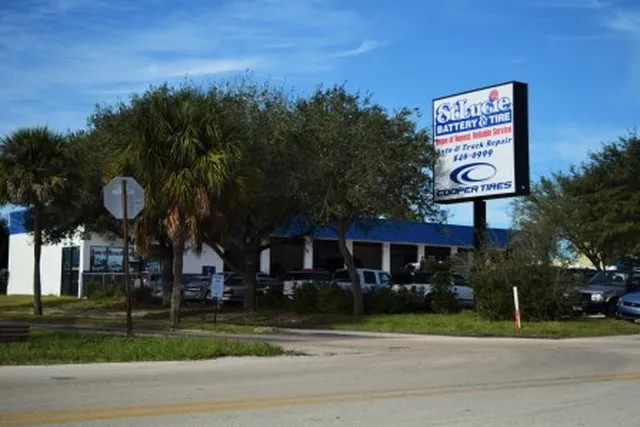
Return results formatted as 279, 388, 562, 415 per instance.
281, 269, 332, 298
221, 272, 283, 304
332, 268, 391, 290
181, 275, 214, 302
576, 269, 640, 317
616, 291, 640, 321
390, 271, 474, 309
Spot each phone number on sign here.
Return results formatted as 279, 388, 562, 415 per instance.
453, 149, 494, 163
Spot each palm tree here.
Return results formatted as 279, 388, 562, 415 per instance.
106, 84, 234, 327
0, 127, 80, 315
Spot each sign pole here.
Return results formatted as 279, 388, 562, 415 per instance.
213, 297, 218, 324
473, 200, 486, 250
513, 286, 521, 332
121, 179, 133, 338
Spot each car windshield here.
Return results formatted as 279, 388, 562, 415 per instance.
333, 270, 351, 281
587, 271, 629, 287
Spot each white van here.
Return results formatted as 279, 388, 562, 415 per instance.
332, 268, 391, 291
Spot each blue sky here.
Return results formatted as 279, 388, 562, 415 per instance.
1, 0, 639, 227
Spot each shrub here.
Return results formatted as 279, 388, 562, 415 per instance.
364, 286, 424, 314
133, 286, 156, 304
292, 282, 352, 314
316, 282, 353, 314
257, 285, 292, 311
427, 260, 458, 313
291, 281, 424, 315
83, 280, 126, 299
470, 245, 573, 321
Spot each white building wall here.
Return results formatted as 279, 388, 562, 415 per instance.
183, 244, 224, 275
7, 233, 82, 296
8, 231, 225, 297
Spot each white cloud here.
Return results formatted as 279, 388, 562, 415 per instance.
143, 58, 266, 80
528, 0, 608, 9
0, 0, 384, 133
538, 124, 623, 165
602, 10, 640, 88
547, 33, 613, 41
605, 10, 640, 33
332, 39, 382, 58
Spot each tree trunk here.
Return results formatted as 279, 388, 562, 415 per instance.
32, 208, 43, 316
337, 223, 364, 315
161, 249, 173, 308
170, 217, 185, 328
242, 255, 258, 311
585, 253, 604, 271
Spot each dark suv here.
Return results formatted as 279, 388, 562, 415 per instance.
576, 269, 640, 317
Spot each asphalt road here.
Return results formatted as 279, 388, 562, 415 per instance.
1, 332, 640, 426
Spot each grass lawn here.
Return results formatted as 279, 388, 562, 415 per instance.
0, 295, 262, 334
2, 295, 639, 339
304, 311, 640, 338
0, 330, 286, 366
201, 309, 640, 338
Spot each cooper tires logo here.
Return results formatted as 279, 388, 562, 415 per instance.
450, 162, 497, 185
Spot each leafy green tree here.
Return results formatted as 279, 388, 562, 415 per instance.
293, 85, 442, 315
101, 84, 236, 327
197, 80, 312, 311
513, 133, 640, 270
0, 127, 84, 315
512, 175, 590, 266
571, 133, 640, 260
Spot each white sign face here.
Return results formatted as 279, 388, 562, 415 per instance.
433, 82, 518, 203
210, 273, 225, 299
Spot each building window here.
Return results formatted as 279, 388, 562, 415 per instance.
89, 246, 140, 273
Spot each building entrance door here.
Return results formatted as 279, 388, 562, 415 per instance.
61, 246, 80, 297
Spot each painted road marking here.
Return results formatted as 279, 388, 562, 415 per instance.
1, 371, 639, 426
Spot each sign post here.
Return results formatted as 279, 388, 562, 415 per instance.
210, 273, 225, 324
103, 177, 145, 338
513, 286, 522, 331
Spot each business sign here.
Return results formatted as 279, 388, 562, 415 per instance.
432, 81, 530, 204
210, 273, 225, 300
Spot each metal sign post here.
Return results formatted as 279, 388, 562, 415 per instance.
103, 177, 145, 338
121, 179, 133, 337
473, 200, 486, 250
210, 273, 224, 325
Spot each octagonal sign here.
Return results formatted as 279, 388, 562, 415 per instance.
103, 177, 145, 220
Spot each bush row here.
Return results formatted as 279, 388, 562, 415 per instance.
83, 280, 155, 304
258, 282, 427, 315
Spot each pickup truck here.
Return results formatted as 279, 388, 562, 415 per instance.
390, 271, 474, 309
